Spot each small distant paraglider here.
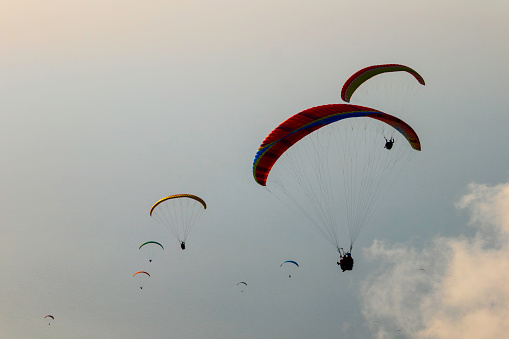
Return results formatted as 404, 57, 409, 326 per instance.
133, 271, 150, 289
139, 241, 164, 263
237, 281, 247, 292
280, 260, 299, 278
150, 194, 206, 250
44, 315, 54, 325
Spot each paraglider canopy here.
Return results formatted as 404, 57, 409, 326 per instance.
139, 241, 164, 250
149, 194, 206, 214
253, 104, 420, 186
133, 271, 150, 276
341, 64, 425, 103
280, 260, 299, 267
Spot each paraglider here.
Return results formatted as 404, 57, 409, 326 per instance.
139, 241, 164, 262
133, 271, 150, 289
280, 260, 299, 278
150, 194, 206, 250
44, 315, 54, 325
237, 281, 247, 292
340, 64, 425, 122
253, 104, 421, 268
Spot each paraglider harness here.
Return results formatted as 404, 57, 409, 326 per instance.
337, 248, 354, 272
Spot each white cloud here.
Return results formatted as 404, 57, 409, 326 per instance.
361, 181, 509, 339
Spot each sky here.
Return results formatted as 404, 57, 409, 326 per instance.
1, 1, 508, 338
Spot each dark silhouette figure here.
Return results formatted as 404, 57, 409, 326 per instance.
384, 137, 394, 150
337, 253, 354, 272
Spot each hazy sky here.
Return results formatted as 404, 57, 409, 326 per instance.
1, 1, 508, 338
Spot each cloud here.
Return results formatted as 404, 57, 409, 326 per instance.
361, 181, 509, 339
